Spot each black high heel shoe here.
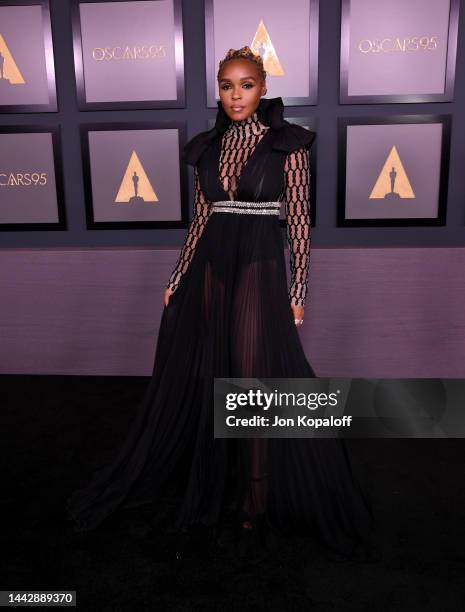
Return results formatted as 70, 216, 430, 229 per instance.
237, 509, 255, 529
235, 510, 257, 557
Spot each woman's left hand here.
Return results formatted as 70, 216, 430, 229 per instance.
291, 304, 304, 326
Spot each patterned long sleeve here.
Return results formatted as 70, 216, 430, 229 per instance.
166, 165, 212, 293
284, 146, 311, 307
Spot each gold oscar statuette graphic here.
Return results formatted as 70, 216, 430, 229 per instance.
114, 150, 158, 205
250, 19, 285, 76
0, 34, 26, 85
369, 145, 415, 201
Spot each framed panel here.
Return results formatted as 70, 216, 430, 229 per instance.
80, 121, 189, 229
205, 0, 319, 107
0, 0, 57, 113
0, 125, 66, 230
340, 0, 459, 104
71, 0, 185, 110
337, 115, 451, 227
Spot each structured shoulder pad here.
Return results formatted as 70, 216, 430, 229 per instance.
272, 121, 316, 153
182, 129, 217, 166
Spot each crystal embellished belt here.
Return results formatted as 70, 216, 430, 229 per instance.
211, 200, 281, 215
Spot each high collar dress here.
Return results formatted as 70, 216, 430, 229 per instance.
67, 97, 375, 558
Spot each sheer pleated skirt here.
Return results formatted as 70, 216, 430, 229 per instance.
66, 210, 375, 556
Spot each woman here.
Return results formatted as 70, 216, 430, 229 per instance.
67, 47, 376, 560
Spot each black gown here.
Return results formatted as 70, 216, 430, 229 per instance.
67, 97, 375, 558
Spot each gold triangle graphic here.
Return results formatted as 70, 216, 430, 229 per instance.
0, 34, 26, 84
114, 150, 158, 204
369, 145, 415, 199
250, 19, 285, 76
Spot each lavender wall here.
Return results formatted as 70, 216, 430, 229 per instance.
1, 0, 465, 376
1, 247, 464, 377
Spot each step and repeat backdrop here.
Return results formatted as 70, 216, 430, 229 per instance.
0, 0, 461, 234
0, 0, 464, 376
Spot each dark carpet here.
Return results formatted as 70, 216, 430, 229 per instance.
1, 374, 464, 611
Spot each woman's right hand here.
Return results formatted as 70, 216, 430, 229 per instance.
164, 287, 175, 307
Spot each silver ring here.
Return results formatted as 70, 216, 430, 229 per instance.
294, 318, 304, 326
